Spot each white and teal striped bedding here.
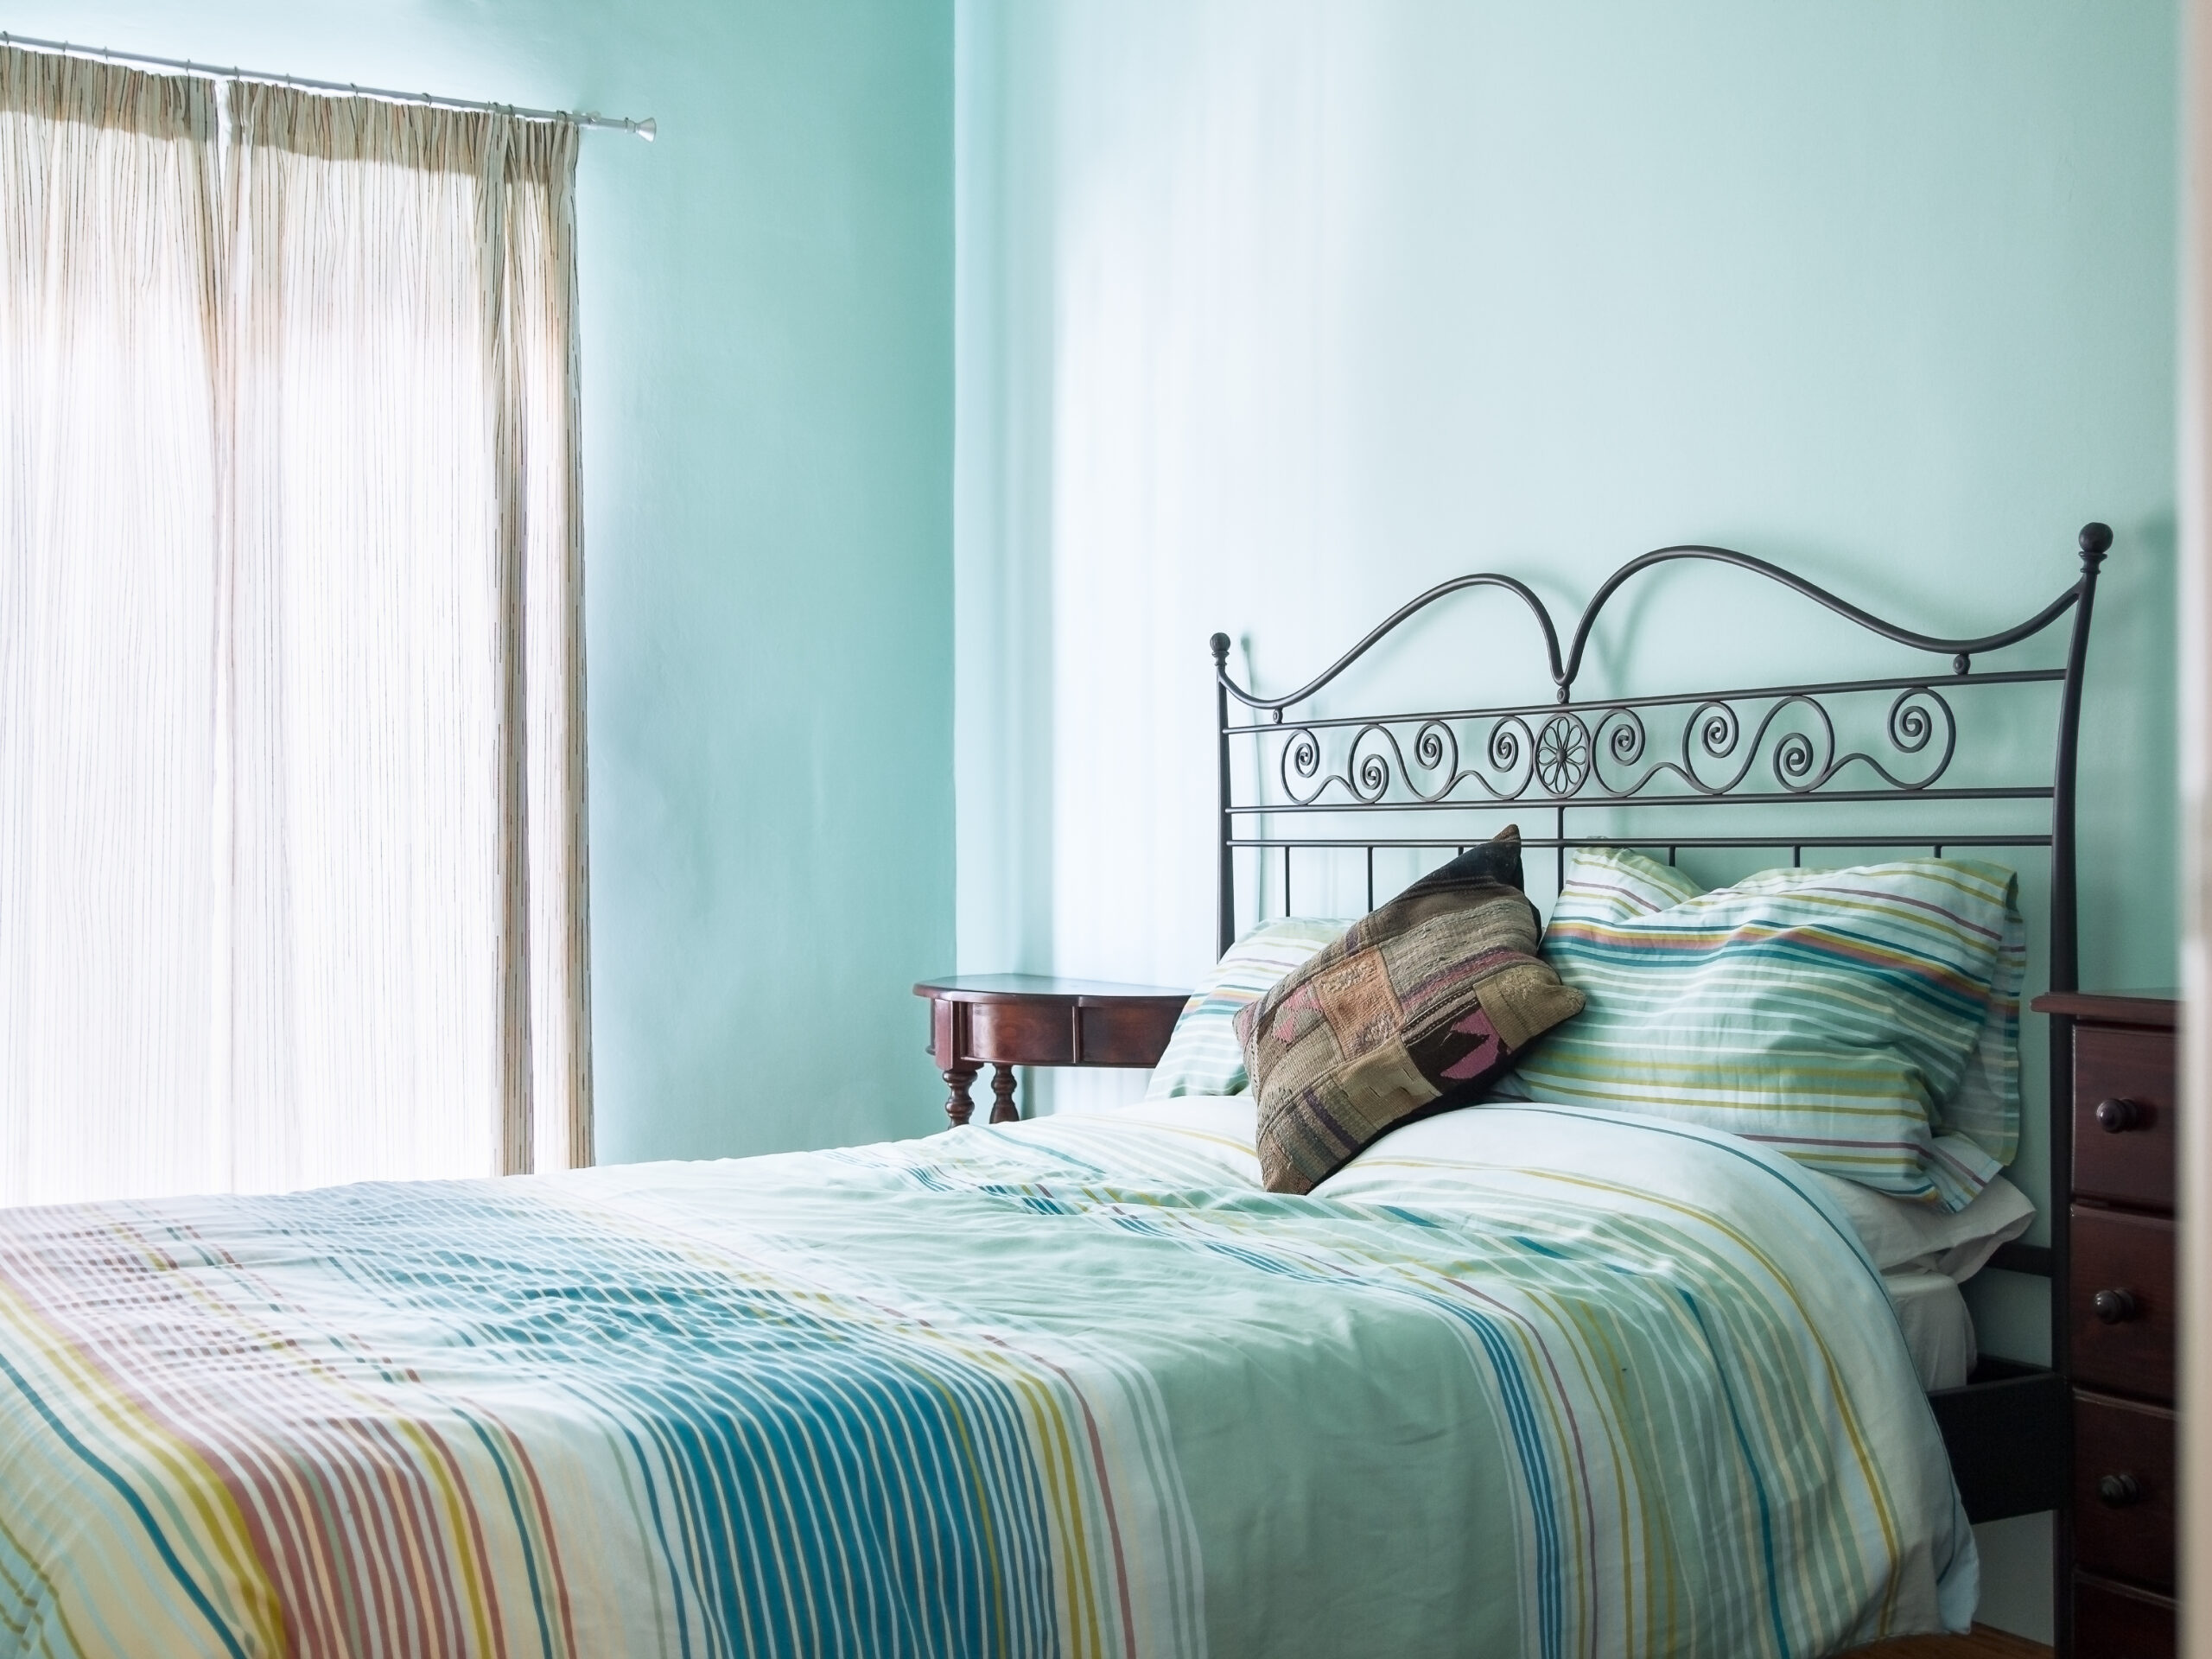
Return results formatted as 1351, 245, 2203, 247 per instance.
1145, 917, 1347, 1098
1508, 849, 2024, 1211
0, 1097, 1973, 1656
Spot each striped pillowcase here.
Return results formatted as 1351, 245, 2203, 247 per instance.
1940, 901, 2026, 1168
1510, 848, 2024, 1210
1147, 918, 1350, 1098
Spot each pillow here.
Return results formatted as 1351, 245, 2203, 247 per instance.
1236, 827, 1585, 1193
1145, 916, 1349, 1098
1935, 897, 2027, 1166
1806, 1169, 2034, 1281
1510, 847, 2024, 1211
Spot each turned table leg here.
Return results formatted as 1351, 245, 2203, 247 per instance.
988, 1064, 1020, 1123
942, 1065, 979, 1128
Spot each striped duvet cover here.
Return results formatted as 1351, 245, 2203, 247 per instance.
0, 1099, 1972, 1657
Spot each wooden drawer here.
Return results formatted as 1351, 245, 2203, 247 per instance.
963, 1001, 1074, 1065
2074, 1025, 2177, 1211
1074, 1001, 1179, 1066
2069, 1206, 2176, 1401
2072, 1393, 2176, 1594
2075, 1573, 2177, 1658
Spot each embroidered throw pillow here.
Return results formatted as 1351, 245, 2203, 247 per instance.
1146, 916, 1351, 1098
1237, 827, 1585, 1193
1510, 847, 2024, 1211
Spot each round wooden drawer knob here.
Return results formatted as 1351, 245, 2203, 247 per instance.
2094, 1096, 2144, 1133
2092, 1287, 2139, 1324
2097, 1472, 2143, 1507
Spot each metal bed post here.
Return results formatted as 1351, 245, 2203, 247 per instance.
1212, 632, 1236, 957
2045, 520, 2110, 1656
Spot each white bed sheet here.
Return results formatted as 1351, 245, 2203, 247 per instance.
1885, 1265, 1977, 1390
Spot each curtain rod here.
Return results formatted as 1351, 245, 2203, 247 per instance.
0, 31, 656, 139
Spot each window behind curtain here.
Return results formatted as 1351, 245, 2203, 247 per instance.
0, 52, 590, 1205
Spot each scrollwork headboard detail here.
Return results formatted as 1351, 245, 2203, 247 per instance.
1209, 524, 2109, 1010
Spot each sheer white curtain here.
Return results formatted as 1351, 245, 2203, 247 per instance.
0, 54, 225, 1205
225, 87, 589, 1191
0, 53, 590, 1205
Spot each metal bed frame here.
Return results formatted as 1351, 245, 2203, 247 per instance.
1208, 520, 2112, 1617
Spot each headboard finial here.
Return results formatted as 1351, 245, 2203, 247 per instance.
2078, 521, 2113, 566
1209, 632, 1231, 666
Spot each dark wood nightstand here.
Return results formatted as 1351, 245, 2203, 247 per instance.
913, 976, 1191, 1127
2029, 988, 2180, 1658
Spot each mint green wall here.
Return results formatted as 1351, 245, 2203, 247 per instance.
954, 3, 2177, 1635
957, 0, 2178, 1074
26, 0, 957, 1160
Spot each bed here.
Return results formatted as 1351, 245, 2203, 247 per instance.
0, 525, 2108, 1656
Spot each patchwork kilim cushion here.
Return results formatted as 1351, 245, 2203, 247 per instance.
1236, 827, 1585, 1193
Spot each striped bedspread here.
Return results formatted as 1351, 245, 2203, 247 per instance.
0, 1099, 1973, 1657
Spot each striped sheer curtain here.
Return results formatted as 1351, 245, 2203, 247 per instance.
0, 54, 225, 1205
225, 87, 590, 1191
0, 51, 590, 1205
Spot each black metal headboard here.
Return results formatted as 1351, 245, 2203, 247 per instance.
1209, 523, 2108, 982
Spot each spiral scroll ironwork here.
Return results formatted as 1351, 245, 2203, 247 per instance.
1488, 716, 1530, 781
1280, 726, 1326, 804
1265, 684, 1961, 808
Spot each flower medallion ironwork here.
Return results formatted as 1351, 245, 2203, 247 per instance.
1534, 713, 1592, 796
